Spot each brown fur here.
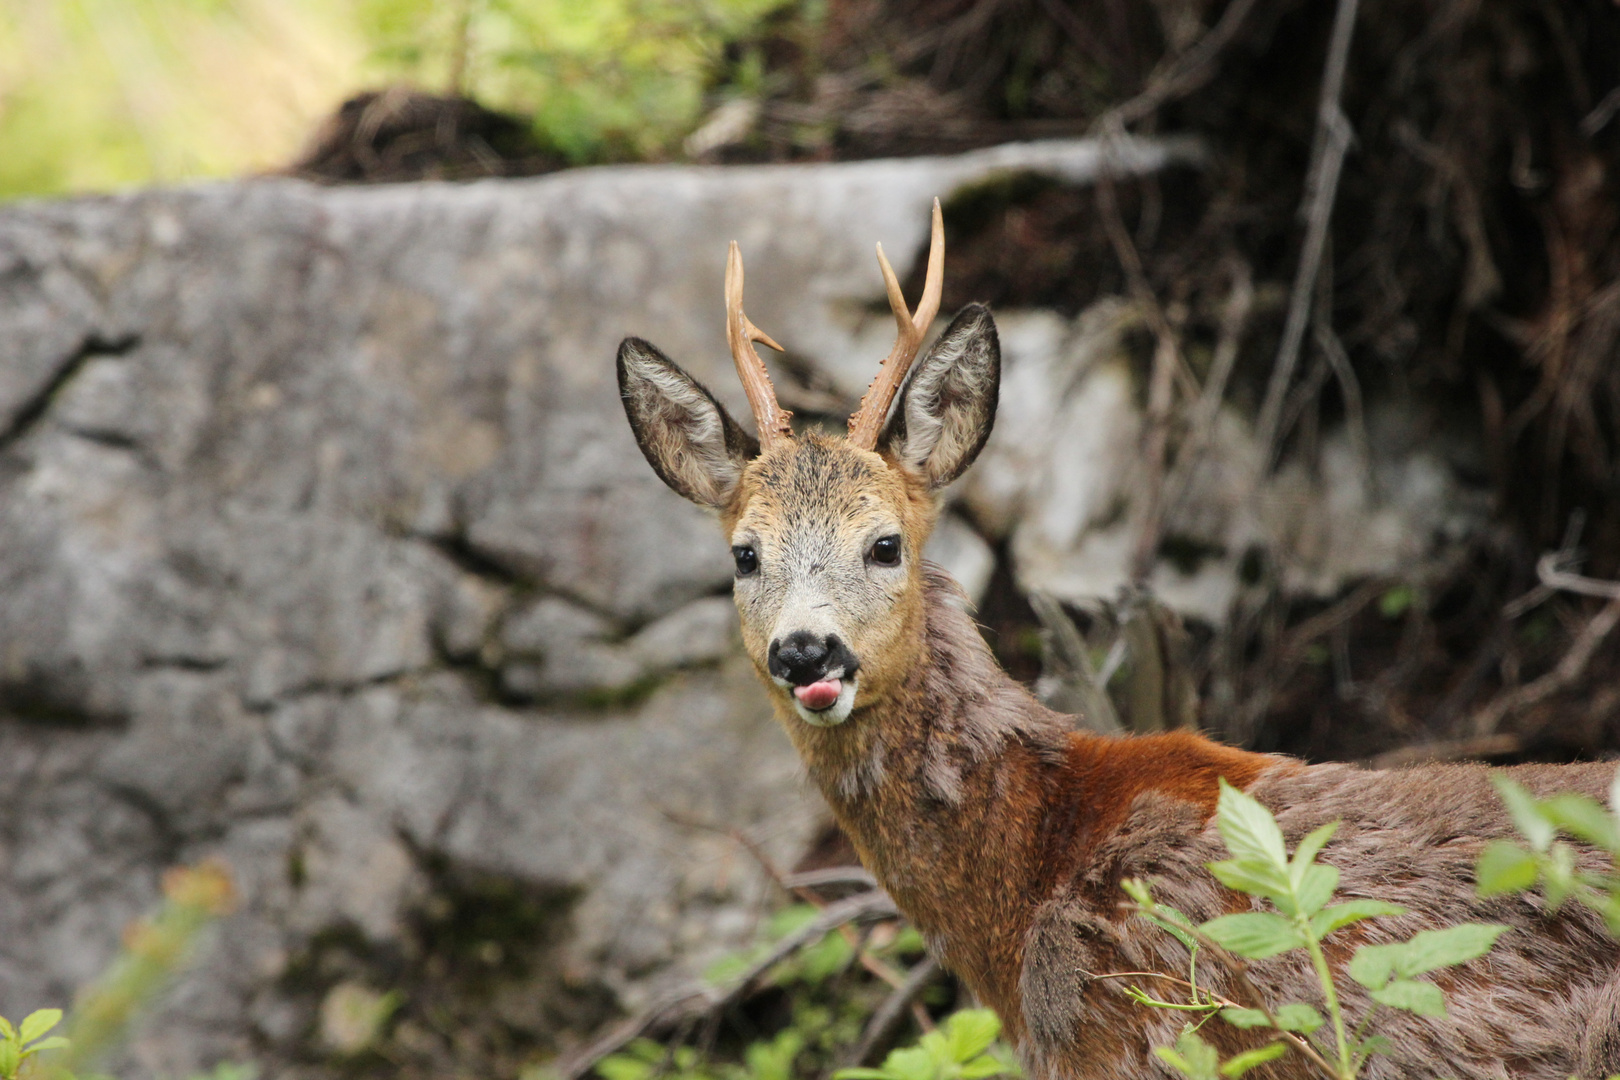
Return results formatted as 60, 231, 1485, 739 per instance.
790, 570, 1620, 1079
617, 313, 1620, 1079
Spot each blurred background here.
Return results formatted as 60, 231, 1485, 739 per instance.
2, 0, 1619, 1078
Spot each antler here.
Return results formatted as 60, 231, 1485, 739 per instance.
726, 241, 793, 451
847, 198, 945, 450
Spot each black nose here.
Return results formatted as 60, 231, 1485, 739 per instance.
769, 631, 859, 686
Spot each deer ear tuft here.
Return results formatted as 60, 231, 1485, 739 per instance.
882, 304, 999, 490
618, 338, 759, 508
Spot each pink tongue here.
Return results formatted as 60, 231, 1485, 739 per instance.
794, 679, 842, 711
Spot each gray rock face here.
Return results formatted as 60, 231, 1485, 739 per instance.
0, 140, 1199, 1078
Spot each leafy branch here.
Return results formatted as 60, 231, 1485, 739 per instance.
1123, 780, 1507, 1080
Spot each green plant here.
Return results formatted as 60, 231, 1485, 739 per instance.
1124, 780, 1507, 1080
1476, 767, 1620, 933
0, 1010, 70, 1079
0, 861, 238, 1080
358, 0, 794, 162
833, 1009, 1018, 1080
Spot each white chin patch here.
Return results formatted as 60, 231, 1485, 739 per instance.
792, 677, 858, 727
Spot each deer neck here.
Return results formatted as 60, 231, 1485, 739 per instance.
773, 566, 1074, 1031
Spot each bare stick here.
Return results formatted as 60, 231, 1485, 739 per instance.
1162, 258, 1254, 515
1365, 734, 1525, 769
1468, 597, 1620, 737
1253, 0, 1362, 472
784, 866, 879, 891
1091, 131, 1189, 583
848, 956, 942, 1066
556, 890, 899, 1080
1096, 0, 1264, 130
1536, 553, 1620, 600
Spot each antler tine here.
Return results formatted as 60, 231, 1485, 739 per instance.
725, 240, 793, 450
847, 198, 945, 449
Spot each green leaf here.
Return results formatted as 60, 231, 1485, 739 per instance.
0, 1015, 14, 1040
1294, 864, 1339, 917
1140, 912, 1199, 953
1207, 860, 1293, 909
1347, 943, 1401, 990
1543, 842, 1578, 907
1121, 878, 1155, 907
1394, 923, 1510, 976
1272, 1003, 1324, 1034
595, 1052, 653, 1080
1218, 1007, 1271, 1030
1215, 780, 1289, 873
798, 930, 855, 982
1219, 1042, 1287, 1077
17, 1011, 60, 1047
1475, 841, 1538, 897
1369, 978, 1445, 1016
1492, 775, 1555, 851
1200, 912, 1303, 959
1289, 821, 1340, 883
882, 1045, 937, 1080
1154, 1032, 1220, 1080
1309, 899, 1406, 939
957, 1056, 1013, 1079
944, 1010, 1001, 1064
1378, 585, 1414, 619
832, 1070, 892, 1080
0, 1041, 17, 1079
766, 904, 821, 939
21, 1036, 70, 1056
1542, 793, 1620, 850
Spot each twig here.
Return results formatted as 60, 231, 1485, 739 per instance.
1254, 0, 1362, 471
1090, 138, 1187, 583
1162, 258, 1254, 515
556, 890, 899, 1080
1468, 597, 1620, 737
847, 956, 942, 1066
1536, 552, 1620, 600
1364, 733, 1525, 769
1097, 0, 1264, 130
783, 867, 879, 891
1096, 937, 1340, 1080
1279, 579, 1390, 660
1314, 309, 1372, 495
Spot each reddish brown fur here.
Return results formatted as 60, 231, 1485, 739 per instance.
761, 565, 1619, 1078
618, 307, 1620, 1077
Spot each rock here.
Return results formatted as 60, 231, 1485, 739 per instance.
923, 513, 997, 606
0, 136, 1202, 1078
630, 596, 738, 671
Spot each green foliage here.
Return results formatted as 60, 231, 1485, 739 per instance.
357, 0, 796, 162
1476, 768, 1620, 935
833, 1010, 1016, 1080
0, 1010, 70, 1079
1128, 779, 1508, 1080
0, 0, 365, 200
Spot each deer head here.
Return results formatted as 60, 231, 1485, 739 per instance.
618, 201, 1000, 727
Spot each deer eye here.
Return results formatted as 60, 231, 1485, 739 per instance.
867, 535, 902, 567
732, 545, 759, 576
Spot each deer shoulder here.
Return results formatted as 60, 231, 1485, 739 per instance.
617, 201, 1620, 1079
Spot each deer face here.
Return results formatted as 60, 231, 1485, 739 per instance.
618, 202, 1000, 726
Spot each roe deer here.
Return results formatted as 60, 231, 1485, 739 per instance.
617, 201, 1620, 1079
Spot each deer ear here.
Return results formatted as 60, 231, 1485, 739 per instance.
882, 304, 999, 490
619, 337, 759, 509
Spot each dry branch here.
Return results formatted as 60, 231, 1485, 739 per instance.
1468, 597, 1620, 737
1254, 0, 1362, 470
847, 955, 942, 1067
555, 889, 899, 1080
